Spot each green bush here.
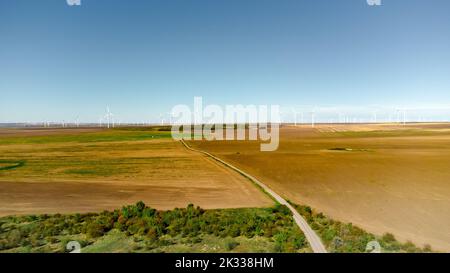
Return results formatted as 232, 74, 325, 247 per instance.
86, 222, 105, 238
381, 233, 396, 243
0, 201, 309, 253
224, 238, 240, 251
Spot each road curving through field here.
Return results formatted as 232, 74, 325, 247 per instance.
180, 140, 327, 253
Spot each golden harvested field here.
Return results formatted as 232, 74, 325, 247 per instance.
0, 128, 272, 216
188, 123, 450, 251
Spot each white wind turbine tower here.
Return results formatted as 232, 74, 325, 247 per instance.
373, 110, 378, 123
338, 112, 345, 123
104, 106, 114, 128
402, 108, 407, 125
310, 109, 316, 128
291, 108, 304, 126
159, 113, 165, 126
396, 108, 407, 125
167, 111, 174, 126
75, 116, 80, 127
279, 110, 284, 124
396, 108, 401, 124
291, 108, 298, 126
98, 116, 104, 127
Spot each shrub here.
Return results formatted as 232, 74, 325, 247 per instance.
0, 203, 311, 253
228, 225, 241, 237
224, 238, 239, 251
403, 241, 420, 253
147, 228, 158, 241
86, 222, 105, 238
0, 239, 8, 250
8, 229, 23, 247
381, 233, 396, 243
292, 234, 306, 249
272, 204, 291, 216
143, 208, 156, 218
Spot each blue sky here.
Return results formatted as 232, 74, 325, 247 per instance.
1, 0, 450, 123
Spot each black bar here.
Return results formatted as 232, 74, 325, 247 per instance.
0, 253, 447, 273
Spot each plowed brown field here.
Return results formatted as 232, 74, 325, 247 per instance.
0, 128, 272, 216
188, 123, 450, 251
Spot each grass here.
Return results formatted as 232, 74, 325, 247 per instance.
81, 231, 289, 253
0, 129, 182, 180
323, 129, 450, 139
0, 202, 310, 253
328, 147, 372, 152
0, 156, 180, 179
0, 160, 25, 171
0, 129, 172, 145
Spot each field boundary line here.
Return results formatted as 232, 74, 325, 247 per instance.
180, 139, 327, 253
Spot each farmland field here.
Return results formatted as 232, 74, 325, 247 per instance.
0, 127, 272, 216
187, 123, 450, 251
1, 124, 448, 252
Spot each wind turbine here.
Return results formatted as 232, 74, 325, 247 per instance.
104, 107, 114, 128
310, 109, 316, 128
75, 116, 80, 127
98, 116, 104, 127
167, 111, 174, 126
159, 113, 165, 126
396, 108, 407, 125
396, 108, 401, 124
338, 112, 345, 123
291, 108, 298, 126
279, 110, 284, 124
402, 108, 407, 125
290, 108, 304, 126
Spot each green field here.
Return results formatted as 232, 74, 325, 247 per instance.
0, 128, 172, 145
0, 130, 177, 181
